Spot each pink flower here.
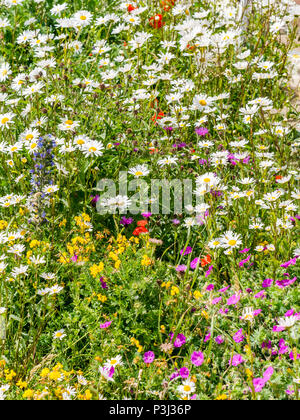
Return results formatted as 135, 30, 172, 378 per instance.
179, 367, 190, 378
191, 351, 204, 366
227, 293, 240, 306
229, 354, 244, 366
218, 286, 230, 293
205, 265, 213, 277
273, 325, 285, 332
263, 367, 274, 381
190, 258, 200, 270
170, 333, 186, 348
212, 297, 222, 305
233, 329, 245, 343
262, 278, 273, 288
100, 320, 112, 329
215, 335, 224, 344
253, 378, 265, 392
143, 351, 155, 364
254, 290, 266, 299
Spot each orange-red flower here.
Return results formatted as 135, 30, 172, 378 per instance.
201, 255, 211, 267
127, 4, 137, 12
137, 220, 148, 227
149, 14, 164, 29
151, 111, 164, 123
133, 226, 149, 236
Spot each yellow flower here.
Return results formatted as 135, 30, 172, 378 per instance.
40, 368, 50, 378
48, 370, 62, 381
141, 254, 152, 266
29, 239, 40, 248
0, 220, 8, 230
194, 290, 202, 300
201, 310, 209, 320
171, 286, 179, 296
16, 380, 28, 389
23, 389, 34, 399
97, 294, 107, 303
109, 251, 118, 261
80, 389, 92, 400
59, 219, 67, 227
245, 368, 253, 379
90, 262, 104, 278
216, 394, 228, 400
5, 369, 16, 381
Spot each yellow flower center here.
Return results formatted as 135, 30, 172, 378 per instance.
89, 147, 97, 152
199, 99, 207, 106
1, 117, 9, 124
183, 385, 191, 392
65, 120, 73, 125
26, 134, 33, 140
228, 239, 236, 246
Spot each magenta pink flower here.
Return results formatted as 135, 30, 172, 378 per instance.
215, 335, 224, 344
233, 329, 245, 343
229, 354, 244, 366
100, 320, 112, 329
143, 351, 155, 364
191, 351, 204, 366
212, 297, 222, 305
173, 333, 186, 348
179, 367, 190, 378
253, 378, 265, 392
190, 258, 200, 270
227, 293, 240, 306
263, 367, 274, 381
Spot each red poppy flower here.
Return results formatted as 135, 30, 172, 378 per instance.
137, 220, 148, 227
127, 4, 137, 12
133, 226, 149, 236
275, 175, 282, 180
151, 111, 164, 123
201, 255, 211, 267
186, 43, 195, 51
149, 14, 164, 29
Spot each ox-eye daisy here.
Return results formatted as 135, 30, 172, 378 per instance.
128, 164, 150, 177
